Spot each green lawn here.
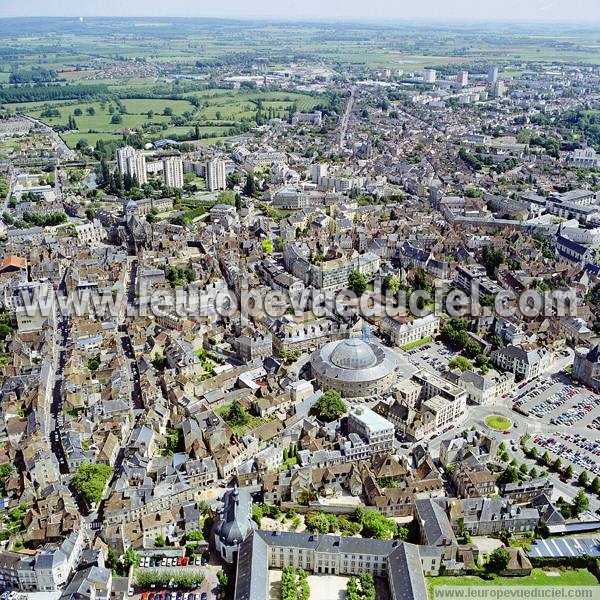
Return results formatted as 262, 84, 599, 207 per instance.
484, 415, 513, 431
428, 569, 598, 598
215, 402, 270, 436
400, 336, 432, 352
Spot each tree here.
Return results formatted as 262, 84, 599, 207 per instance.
305, 512, 334, 534
348, 270, 367, 295
243, 173, 257, 197
123, 548, 140, 569
360, 510, 397, 540
552, 458, 562, 473
186, 530, 204, 542
71, 463, 113, 506
87, 354, 101, 372
572, 490, 589, 516
542, 451, 551, 466
440, 318, 469, 350
497, 530, 512, 546
154, 535, 165, 548
382, 274, 401, 295
413, 267, 428, 292
579, 471, 589, 487
475, 354, 491, 372
498, 466, 519, 485
529, 467, 538, 478
487, 547, 510, 573
279, 349, 301, 365
312, 390, 347, 422
565, 465, 574, 479
216, 570, 229, 593
448, 356, 473, 372
591, 476, 600, 494
0, 464, 13, 496
519, 463, 529, 476
482, 245, 504, 278
226, 172, 241, 189
223, 400, 249, 427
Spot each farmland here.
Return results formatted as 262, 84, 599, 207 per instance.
4, 88, 327, 149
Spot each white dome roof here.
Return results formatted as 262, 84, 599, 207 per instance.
329, 338, 378, 370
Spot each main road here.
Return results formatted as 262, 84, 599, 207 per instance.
337, 86, 355, 150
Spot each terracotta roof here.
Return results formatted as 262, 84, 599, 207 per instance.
0, 255, 27, 270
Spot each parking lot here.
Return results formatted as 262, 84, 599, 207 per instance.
131, 553, 220, 600
139, 591, 212, 600
131, 571, 218, 600
512, 374, 600, 428
402, 341, 460, 373
531, 432, 600, 478
139, 556, 209, 569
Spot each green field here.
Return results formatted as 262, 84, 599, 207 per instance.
428, 568, 598, 598
400, 336, 433, 352
5, 88, 326, 149
484, 415, 513, 431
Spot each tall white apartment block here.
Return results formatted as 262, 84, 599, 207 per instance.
423, 68, 437, 83
487, 66, 498, 84
205, 159, 227, 191
493, 80, 506, 98
310, 163, 328, 183
162, 157, 184, 189
458, 70, 469, 87
116, 146, 147, 185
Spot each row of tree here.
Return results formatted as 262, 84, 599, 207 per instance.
281, 567, 309, 600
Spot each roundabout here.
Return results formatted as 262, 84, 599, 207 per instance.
484, 414, 513, 431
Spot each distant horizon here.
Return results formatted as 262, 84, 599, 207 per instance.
0, 0, 599, 24
0, 15, 599, 26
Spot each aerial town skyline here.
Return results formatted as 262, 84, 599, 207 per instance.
0, 11, 598, 600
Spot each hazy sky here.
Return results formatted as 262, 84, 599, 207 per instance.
0, 0, 599, 22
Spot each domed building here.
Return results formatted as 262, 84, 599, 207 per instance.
310, 336, 398, 398
215, 487, 256, 563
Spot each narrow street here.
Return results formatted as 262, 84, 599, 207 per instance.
337, 86, 355, 150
